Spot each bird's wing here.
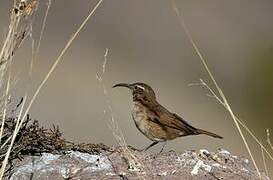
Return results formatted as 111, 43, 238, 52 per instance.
171, 113, 197, 132
145, 102, 196, 133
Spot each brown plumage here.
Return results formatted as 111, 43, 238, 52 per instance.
113, 82, 223, 152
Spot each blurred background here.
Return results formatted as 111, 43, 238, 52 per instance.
1, 0, 273, 174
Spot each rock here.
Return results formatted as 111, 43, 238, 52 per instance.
7, 148, 268, 180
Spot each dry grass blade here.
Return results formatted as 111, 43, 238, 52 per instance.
171, 0, 261, 177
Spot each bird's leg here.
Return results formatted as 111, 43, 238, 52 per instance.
127, 142, 159, 152
158, 141, 167, 154
143, 141, 159, 151
127, 145, 142, 151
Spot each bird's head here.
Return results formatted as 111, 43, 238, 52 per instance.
113, 82, 156, 101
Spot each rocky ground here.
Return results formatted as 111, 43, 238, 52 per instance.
1, 117, 268, 179
7, 147, 268, 180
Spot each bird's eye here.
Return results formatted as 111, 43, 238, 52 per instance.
135, 85, 145, 91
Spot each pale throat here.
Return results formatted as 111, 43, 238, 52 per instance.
131, 101, 146, 123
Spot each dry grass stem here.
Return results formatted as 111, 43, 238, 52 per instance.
261, 144, 269, 177
266, 129, 273, 151
0, 64, 11, 144
30, 0, 51, 76
171, 0, 261, 177
0, 94, 27, 178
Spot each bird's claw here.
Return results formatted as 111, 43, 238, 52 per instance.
127, 145, 142, 152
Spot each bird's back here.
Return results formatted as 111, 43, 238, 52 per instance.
135, 98, 197, 139
154, 103, 197, 136
155, 103, 223, 139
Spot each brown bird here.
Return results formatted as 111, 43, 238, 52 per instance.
113, 82, 223, 152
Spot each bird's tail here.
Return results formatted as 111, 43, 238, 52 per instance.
196, 129, 223, 139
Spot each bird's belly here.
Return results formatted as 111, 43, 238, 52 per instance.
132, 103, 165, 142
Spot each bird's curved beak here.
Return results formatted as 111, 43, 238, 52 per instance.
112, 83, 132, 89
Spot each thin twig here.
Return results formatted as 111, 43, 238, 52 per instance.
189, 79, 226, 107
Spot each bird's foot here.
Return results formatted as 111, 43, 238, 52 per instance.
127, 145, 142, 152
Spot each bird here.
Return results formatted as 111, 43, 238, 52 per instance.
113, 82, 223, 153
